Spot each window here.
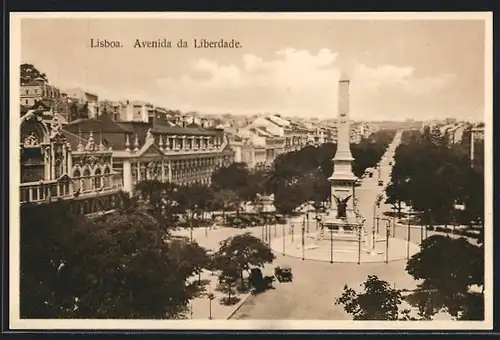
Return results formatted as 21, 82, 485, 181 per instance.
83, 169, 91, 191
55, 159, 63, 179
73, 169, 81, 192
103, 166, 111, 188
93, 168, 102, 189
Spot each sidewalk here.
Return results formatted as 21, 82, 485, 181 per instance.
172, 227, 254, 320
186, 269, 251, 320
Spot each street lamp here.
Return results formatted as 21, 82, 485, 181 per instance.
306, 211, 310, 233
207, 293, 215, 320
385, 220, 390, 264
357, 226, 362, 265
392, 206, 397, 236
301, 221, 305, 261
282, 222, 286, 255
329, 227, 333, 264
274, 218, 277, 238
406, 208, 411, 259
373, 194, 382, 236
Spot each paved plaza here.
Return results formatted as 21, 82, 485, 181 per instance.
173, 133, 430, 320
174, 222, 422, 320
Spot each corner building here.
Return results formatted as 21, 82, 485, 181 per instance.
63, 114, 234, 192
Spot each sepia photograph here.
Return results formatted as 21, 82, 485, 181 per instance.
9, 12, 492, 330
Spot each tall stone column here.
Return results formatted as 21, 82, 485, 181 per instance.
326, 72, 366, 247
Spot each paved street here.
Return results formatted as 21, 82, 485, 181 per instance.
232, 253, 418, 320
175, 225, 420, 320
230, 132, 421, 320
174, 132, 427, 320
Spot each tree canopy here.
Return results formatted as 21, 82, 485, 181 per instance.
335, 275, 408, 320
405, 235, 484, 320
20, 200, 210, 319
21, 63, 48, 85
386, 127, 483, 227
208, 129, 396, 215
212, 233, 275, 285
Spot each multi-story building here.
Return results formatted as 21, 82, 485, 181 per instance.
248, 114, 306, 152
19, 105, 122, 214
65, 87, 100, 118
20, 103, 235, 214
63, 113, 234, 190
446, 123, 468, 144
230, 127, 284, 169
470, 125, 484, 170
20, 78, 62, 108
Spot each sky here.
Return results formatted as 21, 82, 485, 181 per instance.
20, 16, 487, 121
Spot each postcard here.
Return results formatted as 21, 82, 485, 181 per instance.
10, 12, 492, 330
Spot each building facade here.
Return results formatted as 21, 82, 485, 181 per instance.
19, 105, 122, 211
63, 114, 234, 191
20, 78, 62, 108
65, 88, 100, 118
20, 103, 235, 214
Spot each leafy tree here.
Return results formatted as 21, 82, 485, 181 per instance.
21, 63, 48, 85
387, 128, 484, 227
273, 181, 309, 215
213, 233, 275, 288
405, 235, 484, 320
212, 189, 242, 217
183, 241, 210, 283
384, 181, 408, 215
335, 275, 408, 320
20, 200, 207, 319
211, 162, 258, 202
216, 267, 240, 305
134, 180, 180, 237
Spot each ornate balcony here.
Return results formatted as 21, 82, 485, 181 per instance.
20, 173, 122, 204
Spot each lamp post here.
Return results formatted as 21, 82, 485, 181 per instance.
291, 223, 294, 242
329, 228, 333, 264
357, 226, 362, 265
391, 205, 396, 232
306, 211, 310, 233
373, 194, 382, 238
274, 216, 277, 238
205, 213, 208, 237
282, 222, 286, 255
301, 226, 305, 261
406, 208, 411, 259
207, 293, 215, 319
385, 220, 390, 264
189, 213, 193, 242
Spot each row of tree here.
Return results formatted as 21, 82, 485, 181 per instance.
385, 127, 484, 227
211, 129, 397, 215
21, 198, 208, 318
20, 192, 276, 318
336, 234, 484, 321
337, 127, 485, 321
